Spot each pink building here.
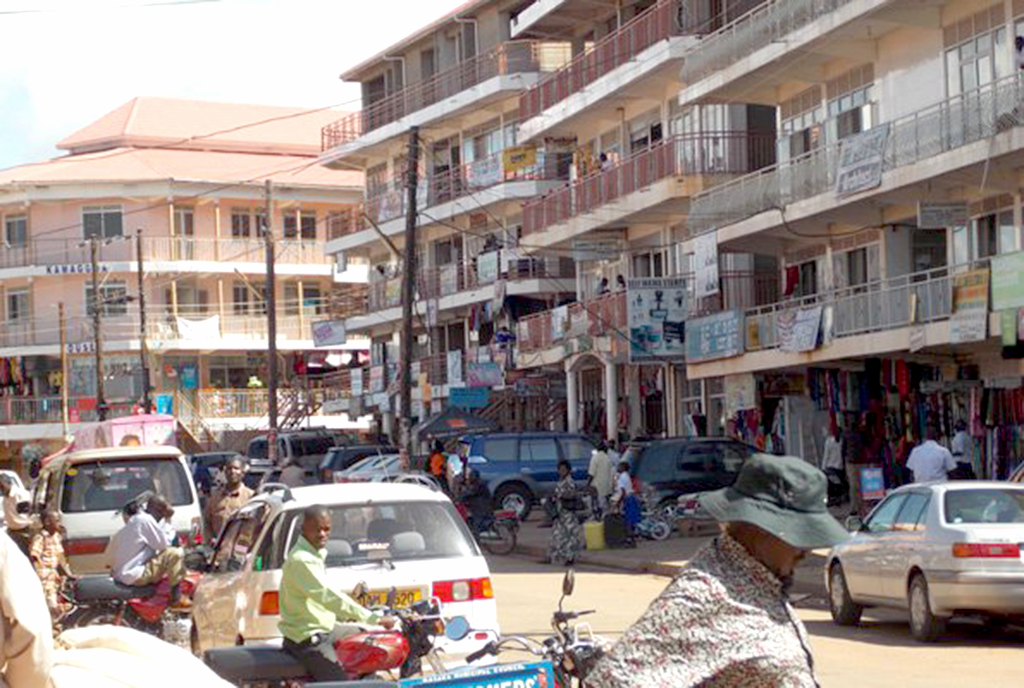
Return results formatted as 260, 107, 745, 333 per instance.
0, 97, 367, 458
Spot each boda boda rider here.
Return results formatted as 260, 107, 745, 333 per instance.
279, 505, 397, 681
110, 494, 191, 610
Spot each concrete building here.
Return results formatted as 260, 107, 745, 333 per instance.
0, 97, 368, 459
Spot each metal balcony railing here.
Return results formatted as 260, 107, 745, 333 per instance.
196, 388, 324, 418
0, 396, 135, 425
689, 74, 1024, 235
321, 41, 571, 151
523, 132, 776, 236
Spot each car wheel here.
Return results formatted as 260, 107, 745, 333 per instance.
828, 563, 863, 626
909, 574, 946, 642
495, 484, 532, 520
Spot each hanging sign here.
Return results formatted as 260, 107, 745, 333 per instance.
627, 277, 689, 361
311, 320, 346, 348
779, 306, 823, 353
835, 124, 890, 196
950, 268, 989, 344
991, 251, 1024, 311
693, 232, 720, 298
685, 310, 744, 362
502, 146, 537, 173
917, 202, 969, 229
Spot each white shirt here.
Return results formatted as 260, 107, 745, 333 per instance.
907, 440, 957, 483
2, 484, 33, 532
822, 437, 843, 471
951, 431, 968, 460
1, 531, 53, 688
615, 471, 634, 496
588, 451, 614, 498
110, 512, 170, 585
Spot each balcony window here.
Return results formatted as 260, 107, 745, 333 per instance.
231, 209, 252, 238
4, 215, 27, 248
82, 205, 123, 240
86, 281, 128, 317
944, 7, 1012, 98
5, 288, 29, 323
283, 212, 317, 240
366, 163, 388, 198
284, 282, 324, 316
173, 207, 194, 237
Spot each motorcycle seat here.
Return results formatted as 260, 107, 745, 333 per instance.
204, 646, 307, 681
75, 576, 157, 602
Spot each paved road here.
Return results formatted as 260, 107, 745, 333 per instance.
487, 555, 1024, 687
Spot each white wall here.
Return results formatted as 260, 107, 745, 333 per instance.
876, 26, 945, 122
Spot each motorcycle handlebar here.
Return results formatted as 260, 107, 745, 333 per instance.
465, 641, 497, 663
553, 609, 596, 623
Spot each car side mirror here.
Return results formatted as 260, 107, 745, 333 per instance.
445, 616, 470, 641
845, 515, 864, 532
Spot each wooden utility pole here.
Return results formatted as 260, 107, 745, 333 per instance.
263, 180, 279, 463
399, 126, 420, 453
58, 302, 69, 437
89, 237, 108, 421
136, 230, 152, 413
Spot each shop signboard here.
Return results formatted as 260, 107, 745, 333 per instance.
180, 364, 198, 390
477, 251, 499, 284
502, 146, 537, 173
627, 277, 689, 361
1002, 309, 1018, 347
917, 201, 969, 229
724, 373, 756, 417
991, 251, 1024, 311
447, 350, 463, 385
693, 232, 720, 298
466, 361, 503, 388
572, 238, 620, 262
155, 394, 173, 415
384, 279, 402, 307
950, 268, 989, 344
440, 264, 460, 296
778, 306, 823, 353
466, 156, 504, 189
685, 310, 744, 363
449, 386, 489, 409
859, 467, 886, 501
399, 661, 556, 688
550, 305, 568, 340
351, 368, 364, 397
369, 366, 385, 394
311, 320, 346, 348
835, 123, 889, 196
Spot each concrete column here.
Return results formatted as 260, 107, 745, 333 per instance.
605, 359, 618, 442
566, 364, 579, 433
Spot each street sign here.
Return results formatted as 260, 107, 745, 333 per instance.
917, 201, 969, 229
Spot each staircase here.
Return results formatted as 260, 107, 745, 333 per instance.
175, 391, 218, 451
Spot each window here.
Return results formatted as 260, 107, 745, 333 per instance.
232, 282, 251, 315
826, 65, 875, 142
283, 212, 317, 240
6, 288, 29, 322
780, 87, 824, 159
481, 438, 517, 462
284, 282, 324, 316
173, 207, 194, 236
944, 488, 1024, 523
894, 492, 931, 530
678, 445, 715, 473
82, 205, 123, 240
60, 459, 193, 513
231, 209, 252, 238
521, 438, 559, 463
85, 281, 129, 317
4, 215, 27, 247
865, 494, 908, 532
944, 5, 1011, 97
559, 437, 596, 463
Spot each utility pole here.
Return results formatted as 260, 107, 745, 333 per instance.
263, 180, 279, 464
89, 237, 108, 421
399, 126, 420, 454
136, 230, 153, 414
58, 302, 69, 437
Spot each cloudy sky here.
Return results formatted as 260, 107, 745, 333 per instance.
0, 0, 461, 169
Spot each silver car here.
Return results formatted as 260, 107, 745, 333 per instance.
826, 481, 1024, 641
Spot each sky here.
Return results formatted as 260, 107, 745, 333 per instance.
0, 0, 462, 170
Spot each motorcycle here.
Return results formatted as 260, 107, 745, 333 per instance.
454, 502, 518, 555
204, 592, 468, 687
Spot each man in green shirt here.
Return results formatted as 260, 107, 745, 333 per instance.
280, 504, 396, 680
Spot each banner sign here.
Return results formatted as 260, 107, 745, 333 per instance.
778, 306, 823, 353
627, 277, 689, 361
447, 350, 463, 385
400, 661, 556, 688
950, 268, 989, 344
477, 251, 499, 284
693, 232, 719, 298
572, 238, 621, 262
311, 320, 346, 348
351, 368, 363, 397
917, 201, 969, 229
466, 361, 503, 388
466, 156, 504, 189
370, 365, 385, 393
502, 146, 537, 173
860, 466, 886, 501
176, 315, 220, 340
440, 264, 460, 297
685, 310, 744, 362
835, 124, 889, 196
449, 387, 489, 409
991, 251, 1024, 311
724, 373, 757, 417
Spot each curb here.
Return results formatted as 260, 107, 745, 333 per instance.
511, 541, 685, 578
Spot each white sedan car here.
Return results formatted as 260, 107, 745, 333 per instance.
191, 482, 498, 658
826, 481, 1024, 641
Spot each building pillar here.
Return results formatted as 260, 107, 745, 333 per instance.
604, 359, 617, 442
566, 363, 579, 433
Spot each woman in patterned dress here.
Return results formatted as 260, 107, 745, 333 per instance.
549, 460, 584, 566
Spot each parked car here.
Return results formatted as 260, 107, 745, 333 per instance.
191, 482, 498, 660
630, 438, 757, 508
456, 432, 597, 518
318, 444, 397, 483
246, 428, 342, 470
826, 482, 1024, 641
33, 446, 202, 574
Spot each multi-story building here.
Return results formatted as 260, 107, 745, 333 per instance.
0, 97, 367, 460
324, 0, 1024, 478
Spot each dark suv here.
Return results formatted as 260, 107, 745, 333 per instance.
631, 438, 757, 507
460, 432, 597, 518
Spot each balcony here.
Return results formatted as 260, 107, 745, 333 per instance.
517, 291, 628, 355
195, 388, 336, 419
0, 397, 137, 426
523, 132, 775, 237
321, 41, 571, 154
689, 74, 1024, 237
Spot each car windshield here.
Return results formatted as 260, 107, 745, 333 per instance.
944, 489, 1024, 524
284, 500, 479, 564
350, 455, 400, 476
61, 459, 193, 513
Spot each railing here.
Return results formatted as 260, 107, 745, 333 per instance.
523, 132, 775, 235
0, 237, 330, 271
196, 388, 330, 419
518, 291, 629, 354
689, 74, 1024, 235
365, 251, 576, 313
322, 41, 571, 150
680, 0, 857, 85
364, 149, 572, 225
0, 396, 135, 425
519, 0, 697, 121
744, 264, 964, 352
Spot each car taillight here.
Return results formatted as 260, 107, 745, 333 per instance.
952, 542, 1020, 558
259, 591, 280, 615
432, 577, 493, 603
65, 537, 109, 556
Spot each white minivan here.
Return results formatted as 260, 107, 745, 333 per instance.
34, 446, 202, 574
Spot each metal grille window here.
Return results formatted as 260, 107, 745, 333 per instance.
4, 215, 27, 247
231, 208, 252, 238
944, 4, 1011, 97
6, 288, 29, 322
82, 205, 123, 240
283, 211, 317, 240
85, 281, 128, 317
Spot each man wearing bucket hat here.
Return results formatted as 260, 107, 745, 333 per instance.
588, 454, 849, 687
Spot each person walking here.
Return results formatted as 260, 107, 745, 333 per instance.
587, 443, 614, 514
821, 424, 847, 506
548, 460, 584, 566
29, 510, 76, 621
950, 420, 975, 479
907, 427, 957, 483
587, 454, 849, 687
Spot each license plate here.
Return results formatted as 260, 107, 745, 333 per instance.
355, 587, 422, 609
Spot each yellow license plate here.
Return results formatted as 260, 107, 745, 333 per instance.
356, 587, 422, 609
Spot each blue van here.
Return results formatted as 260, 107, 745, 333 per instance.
458, 432, 597, 518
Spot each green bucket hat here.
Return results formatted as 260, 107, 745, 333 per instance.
699, 453, 849, 550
